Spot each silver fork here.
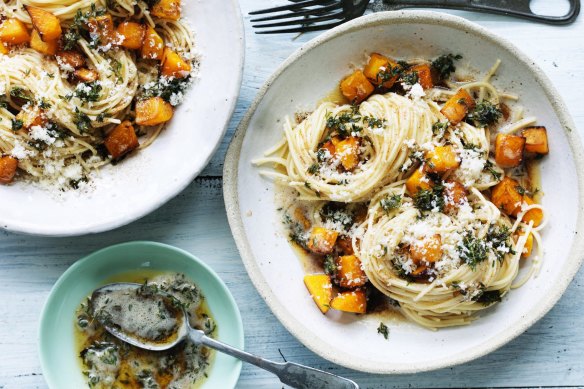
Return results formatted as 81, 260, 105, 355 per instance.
250, 0, 580, 34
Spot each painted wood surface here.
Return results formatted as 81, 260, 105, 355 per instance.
1, 1, 584, 388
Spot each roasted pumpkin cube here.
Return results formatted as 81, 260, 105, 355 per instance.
161, 48, 192, 78
522, 126, 549, 155
517, 231, 534, 258
335, 136, 360, 171
141, 25, 164, 60
25, 5, 62, 41
441, 88, 475, 125
425, 145, 459, 173
304, 274, 333, 314
30, 30, 58, 55
406, 168, 433, 196
443, 180, 467, 214
150, 0, 182, 20
363, 53, 399, 88
56, 50, 85, 70
307, 227, 339, 255
74, 68, 99, 83
409, 234, 442, 263
336, 255, 367, 288
491, 176, 524, 216
522, 196, 544, 227
336, 235, 354, 255
15, 105, 46, 131
0, 19, 31, 45
340, 70, 375, 104
104, 121, 139, 160
117, 22, 145, 50
330, 290, 366, 314
0, 42, 9, 54
87, 14, 116, 46
318, 140, 336, 160
495, 133, 525, 168
0, 156, 18, 184
135, 97, 174, 126
409, 63, 434, 90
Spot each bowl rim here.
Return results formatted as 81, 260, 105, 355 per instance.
1, 0, 245, 237
223, 10, 584, 374
38, 241, 244, 388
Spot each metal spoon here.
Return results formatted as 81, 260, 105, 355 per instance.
90, 283, 360, 389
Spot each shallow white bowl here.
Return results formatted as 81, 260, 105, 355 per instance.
0, 0, 244, 236
224, 11, 584, 374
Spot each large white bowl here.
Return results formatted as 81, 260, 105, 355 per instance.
0, 0, 244, 236
224, 11, 584, 374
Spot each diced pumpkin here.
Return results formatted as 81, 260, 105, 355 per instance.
517, 231, 534, 258
336, 255, 367, 288
56, 50, 86, 70
117, 22, 145, 50
409, 234, 442, 263
304, 274, 333, 314
406, 168, 433, 196
161, 48, 192, 78
440, 88, 475, 125
411, 264, 428, 277
0, 19, 31, 45
409, 63, 434, 90
335, 136, 360, 171
522, 196, 544, 227
307, 227, 339, 255
330, 290, 367, 314
340, 70, 375, 104
0, 156, 18, 184
424, 145, 459, 173
336, 235, 354, 255
135, 97, 174, 126
30, 30, 58, 55
25, 5, 62, 41
363, 53, 399, 88
74, 68, 99, 83
495, 133, 525, 168
104, 120, 139, 160
522, 126, 549, 155
491, 176, 543, 226
318, 140, 335, 159
443, 180, 467, 214
150, 0, 182, 20
0, 42, 10, 54
15, 105, 46, 130
87, 14, 116, 46
141, 25, 164, 60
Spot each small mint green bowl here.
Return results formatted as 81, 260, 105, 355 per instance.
39, 241, 244, 389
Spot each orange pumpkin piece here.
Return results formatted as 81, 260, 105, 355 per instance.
117, 22, 145, 50
363, 53, 400, 88
135, 97, 174, 126
440, 88, 475, 125
104, 121, 139, 160
25, 5, 62, 41
517, 231, 534, 258
409, 63, 434, 89
304, 274, 333, 314
409, 234, 443, 263
0, 19, 31, 45
150, 0, 182, 20
0, 156, 19, 184
336, 255, 367, 288
406, 168, 433, 196
335, 136, 360, 171
318, 140, 336, 159
0, 43, 9, 54
30, 30, 58, 55
336, 235, 354, 255
521, 197, 544, 227
141, 25, 164, 60
411, 264, 428, 277
491, 176, 543, 226
495, 133, 525, 168
161, 48, 192, 78
340, 70, 375, 104
56, 50, 86, 69
443, 180, 467, 214
74, 68, 99, 83
330, 290, 367, 314
307, 227, 339, 255
87, 14, 116, 46
522, 126, 549, 156
15, 105, 46, 131
425, 145, 459, 173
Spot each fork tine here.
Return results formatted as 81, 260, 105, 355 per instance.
250, 3, 341, 23
255, 20, 344, 34
249, 0, 336, 15
253, 11, 345, 28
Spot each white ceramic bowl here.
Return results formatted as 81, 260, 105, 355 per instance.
224, 11, 584, 374
0, 0, 244, 236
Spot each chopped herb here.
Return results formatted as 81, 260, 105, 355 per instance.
400, 71, 418, 86
458, 232, 488, 270
11, 119, 23, 131
96, 112, 106, 123
414, 184, 444, 212
380, 194, 402, 213
323, 254, 337, 276
484, 160, 502, 180
38, 99, 51, 109
486, 224, 515, 261
141, 76, 191, 104
75, 81, 102, 102
375, 64, 401, 86
377, 322, 390, 340
74, 109, 92, 133
467, 101, 502, 126
432, 121, 449, 137
474, 289, 502, 306
307, 163, 319, 175
431, 53, 462, 80
515, 185, 526, 195
365, 116, 385, 129
10, 87, 31, 102
325, 106, 362, 137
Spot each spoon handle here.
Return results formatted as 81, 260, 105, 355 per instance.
189, 329, 359, 389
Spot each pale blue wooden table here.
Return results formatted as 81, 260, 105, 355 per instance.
1, 1, 583, 388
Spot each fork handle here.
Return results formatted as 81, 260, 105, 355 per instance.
381, 0, 580, 24
189, 328, 359, 389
